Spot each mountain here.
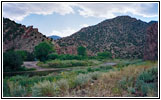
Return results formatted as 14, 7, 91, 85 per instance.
144, 22, 158, 60
55, 16, 155, 59
48, 35, 61, 40
3, 18, 52, 52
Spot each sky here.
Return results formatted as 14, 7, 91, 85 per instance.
3, 2, 158, 37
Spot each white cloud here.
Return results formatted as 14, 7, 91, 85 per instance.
80, 24, 89, 28
75, 3, 158, 19
3, 3, 75, 21
3, 3, 158, 21
49, 27, 77, 37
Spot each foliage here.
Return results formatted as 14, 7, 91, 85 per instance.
77, 46, 87, 56
74, 74, 91, 87
34, 42, 54, 61
47, 53, 59, 60
135, 67, 158, 96
32, 81, 60, 97
3, 79, 11, 97
7, 82, 27, 97
56, 79, 69, 92
3, 51, 23, 72
97, 51, 112, 59
15, 50, 35, 61
58, 54, 87, 60
38, 60, 93, 68
3, 59, 157, 97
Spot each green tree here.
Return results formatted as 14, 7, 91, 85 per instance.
15, 50, 35, 61
77, 46, 87, 56
3, 51, 23, 72
34, 41, 54, 61
97, 51, 112, 59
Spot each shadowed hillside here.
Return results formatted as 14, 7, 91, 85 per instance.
55, 16, 153, 59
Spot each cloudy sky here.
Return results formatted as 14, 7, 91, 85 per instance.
3, 2, 158, 37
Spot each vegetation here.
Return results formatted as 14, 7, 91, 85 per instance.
37, 60, 96, 68
3, 59, 158, 97
77, 46, 87, 56
3, 51, 23, 72
97, 51, 112, 59
34, 41, 54, 61
15, 50, 35, 61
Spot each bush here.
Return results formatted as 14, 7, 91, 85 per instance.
74, 74, 91, 87
26, 52, 35, 61
32, 81, 59, 97
56, 79, 69, 92
38, 60, 93, 68
58, 54, 86, 60
3, 79, 11, 97
135, 67, 158, 96
3, 51, 23, 72
34, 42, 54, 62
15, 50, 28, 61
47, 53, 58, 60
8, 82, 27, 97
97, 51, 112, 59
77, 46, 87, 56
88, 72, 101, 80
15, 50, 35, 61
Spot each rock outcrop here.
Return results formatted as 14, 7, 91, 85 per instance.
3, 18, 52, 52
144, 23, 158, 60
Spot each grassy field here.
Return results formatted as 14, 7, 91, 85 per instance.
3, 59, 158, 97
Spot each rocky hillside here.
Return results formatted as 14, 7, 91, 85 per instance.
144, 22, 158, 60
55, 16, 152, 58
3, 18, 52, 52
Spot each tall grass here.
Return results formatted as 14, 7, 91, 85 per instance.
37, 60, 95, 68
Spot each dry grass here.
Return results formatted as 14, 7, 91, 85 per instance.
66, 61, 157, 97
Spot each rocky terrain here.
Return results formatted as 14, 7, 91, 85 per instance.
3, 18, 52, 52
144, 22, 158, 60
55, 16, 153, 59
3, 16, 158, 59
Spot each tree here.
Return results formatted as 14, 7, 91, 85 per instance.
15, 50, 35, 61
34, 41, 54, 61
3, 51, 23, 72
97, 51, 112, 59
77, 46, 86, 56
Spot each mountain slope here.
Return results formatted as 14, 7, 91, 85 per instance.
144, 22, 158, 60
55, 16, 151, 58
3, 18, 52, 52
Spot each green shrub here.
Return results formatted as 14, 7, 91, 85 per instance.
119, 76, 134, 90
15, 50, 28, 61
58, 54, 86, 60
8, 82, 27, 97
135, 67, 158, 96
77, 46, 87, 56
15, 50, 35, 61
3, 79, 11, 97
127, 87, 136, 94
3, 51, 23, 72
39, 60, 93, 68
47, 53, 58, 60
32, 81, 60, 97
74, 74, 91, 87
56, 79, 69, 92
34, 42, 54, 62
97, 51, 112, 59
88, 72, 101, 80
